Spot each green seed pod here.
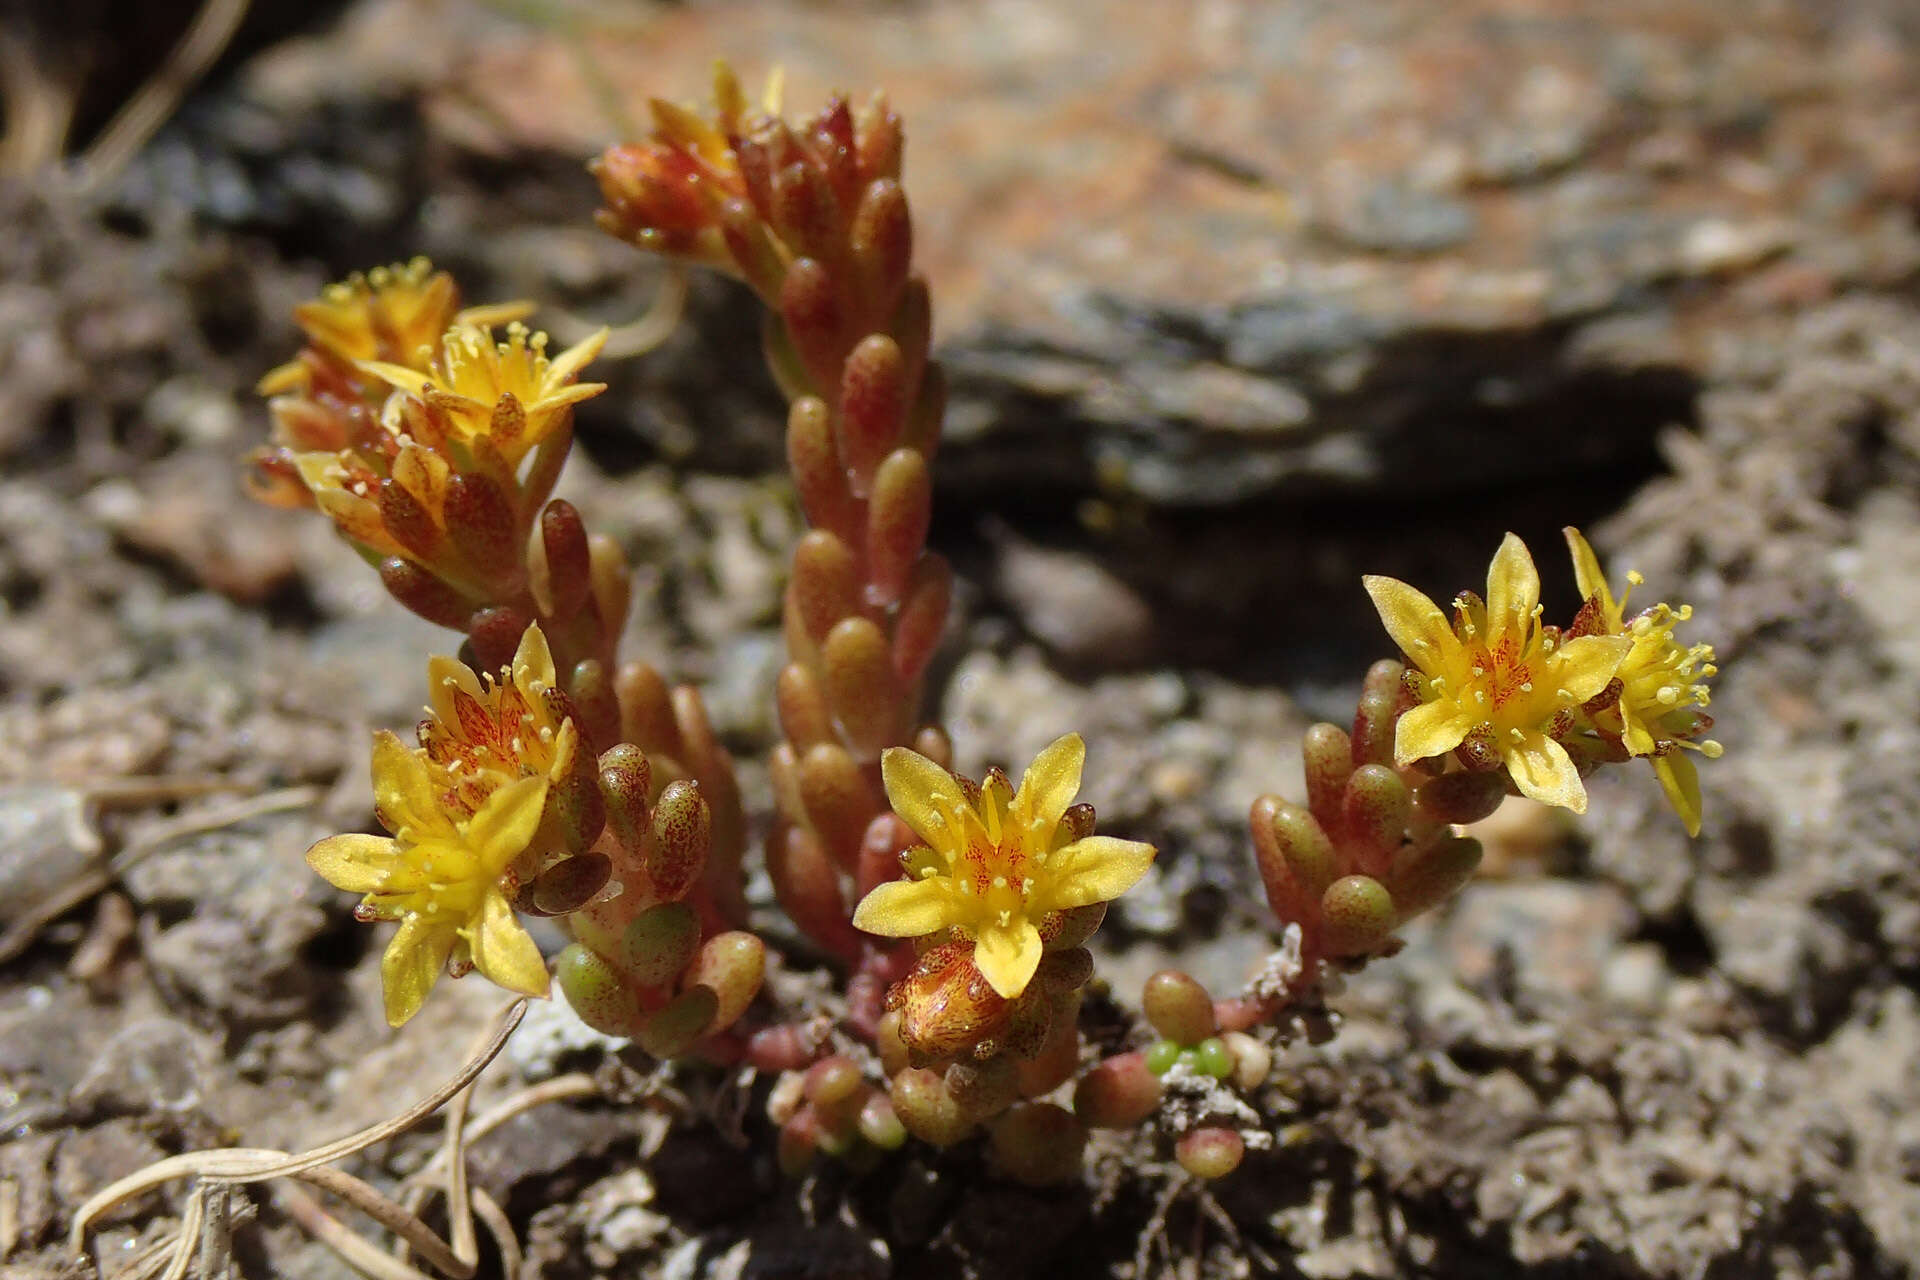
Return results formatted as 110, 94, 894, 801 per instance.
1320, 874, 1397, 958
889, 1068, 974, 1148
618, 902, 701, 990
647, 780, 711, 902
1073, 1050, 1164, 1128
989, 1103, 1087, 1187
636, 984, 719, 1059
682, 930, 765, 1033
1195, 1037, 1235, 1079
1342, 764, 1412, 878
1301, 722, 1355, 827
1142, 970, 1216, 1046
867, 448, 931, 607
1144, 1040, 1181, 1076
555, 944, 644, 1037
1389, 834, 1483, 925
1175, 1127, 1245, 1180
1413, 770, 1508, 826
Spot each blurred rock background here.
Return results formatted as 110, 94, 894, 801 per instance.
4, 2, 1920, 1277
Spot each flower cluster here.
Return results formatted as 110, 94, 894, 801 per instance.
1363, 530, 1720, 833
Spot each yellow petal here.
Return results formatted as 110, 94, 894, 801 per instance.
426, 655, 484, 728
1562, 527, 1616, 623
1654, 753, 1703, 837
1502, 732, 1587, 813
881, 747, 965, 849
510, 622, 558, 691
973, 920, 1044, 1000
545, 327, 609, 384
1554, 635, 1631, 704
371, 731, 445, 836
1485, 533, 1540, 637
1037, 836, 1157, 911
1013, 732, 1084, 839
467, 890, 550, 998
359, 359, 436, 399
382, 916, 457, 1026
306, 833, 398, 893
1362, 575, 1460, 675
1394, 699, 1475, 766
852, 878, 954, 938
464, 774, 550, 873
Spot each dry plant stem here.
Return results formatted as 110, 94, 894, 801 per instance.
0, 27, 78, 173
545, 265, 689, 358
70, 1001, 526, 1261
275, 1181, 443, 1280
71, 0, 253, 192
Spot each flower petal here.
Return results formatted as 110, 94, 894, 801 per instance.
1013, 732, 1085, 839
1485, 533, 1540, 637
468, 890, 550, 998
1502, 731, 1587, 813
1362, 576, 1460, 675
510, 622, 558, 691
372, 731, 445, 836
1554, 635, 1631, 704
1562, 527, 1616, 624
1394, 700, 1475, 766
852, 877, 955, 938
360, 359, 435, 399
1037, 836, 1157, 911
426, 655, 484, 728
973, 920, 1044, 1000
1654, 753, 1703, 838
306, 833, 399, 893
545, 327, 610, 384
881, 747, 966, 849
464, 774, 549, 874
382, 915, 457, 1026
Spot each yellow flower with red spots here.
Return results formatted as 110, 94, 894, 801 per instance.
306, 731, 550, 1026
1364, 534, 1630, 814
852, 733, 1155, 999
1564, 527, 1723, 835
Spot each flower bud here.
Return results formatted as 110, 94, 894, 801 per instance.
889, 941, 1010, 1063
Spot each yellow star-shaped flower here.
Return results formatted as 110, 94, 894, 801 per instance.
852, 733, 1156, 1000
1364, 533, 1630, 814
307, 731, 551, 1025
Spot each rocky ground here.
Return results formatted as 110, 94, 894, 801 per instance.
4, 1, 1920, 1277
